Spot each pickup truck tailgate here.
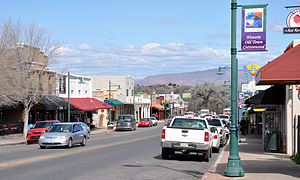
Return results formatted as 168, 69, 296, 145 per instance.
165, 128, 205, 143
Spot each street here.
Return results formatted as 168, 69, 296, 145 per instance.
0, 123, 221, 180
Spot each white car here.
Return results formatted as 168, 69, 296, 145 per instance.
207, 118, 226, 147
210, 126, 220, 153
161, 117, 213, 162
149, 117, 158, 126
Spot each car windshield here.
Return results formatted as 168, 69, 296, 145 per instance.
219, 115, 229, 118
118, 116, 132, 122
48, 124, 72, 133
141, 118, 150, 122
33, 122, 53, 129
207, 119, 222, 126
171, 118, 207, 129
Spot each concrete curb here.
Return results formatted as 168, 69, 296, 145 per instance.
201, 143, 228, 180
0, 141, 26, 146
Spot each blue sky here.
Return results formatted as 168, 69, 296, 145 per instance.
1, 0, 300, 79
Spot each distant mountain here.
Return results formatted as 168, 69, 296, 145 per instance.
136, 68, 247, 86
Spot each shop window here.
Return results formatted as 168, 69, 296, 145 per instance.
126, 89, 129, 96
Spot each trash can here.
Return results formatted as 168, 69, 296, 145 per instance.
266, 131, 277, 152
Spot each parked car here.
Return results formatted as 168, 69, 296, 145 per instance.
219, 114, 230, 123
149, 117, 158, 126
204, 114, 213, 120
138, 118, 153, 127
167, 116, 175, 124
115, 115, 136, 131
207, 118, 226, 147
161, 117, 213, 162
79, 122, 90, 139
184, 111, 194, 118
27, 120, 61, 144
38, 122, 87, 149
210, 126, 220, 153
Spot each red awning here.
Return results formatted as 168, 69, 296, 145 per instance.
62, 98, 109, 111
256, 44, 300, 85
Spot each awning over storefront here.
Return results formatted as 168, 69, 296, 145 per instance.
109, 99, 124, 106
62, 98, 109, 111
38, 95, 73, 110
256, 44, 300, 85
244, 85, 286, 105
151, 104, 165, 111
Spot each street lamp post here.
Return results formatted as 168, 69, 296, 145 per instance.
67, 72, 70, 122
150, 88, 153, 116
224, 0, 244, 177
108, 80, 120, 126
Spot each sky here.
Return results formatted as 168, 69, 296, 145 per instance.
1, 0, 300, 80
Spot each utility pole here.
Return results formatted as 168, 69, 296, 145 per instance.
224, 0, 244, 177
108, 80, 111, 126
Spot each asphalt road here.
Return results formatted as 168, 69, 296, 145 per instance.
0, 123, 222, 180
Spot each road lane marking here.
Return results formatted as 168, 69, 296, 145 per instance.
0, 134, 160, 168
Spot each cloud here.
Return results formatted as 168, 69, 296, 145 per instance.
78, 43, 91, 50
268, 21, 285, 32
53, 42, 280, 79
162, 17, 176, 24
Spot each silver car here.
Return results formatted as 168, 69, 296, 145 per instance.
38, 123, 87, 149
79, 122, 90, 139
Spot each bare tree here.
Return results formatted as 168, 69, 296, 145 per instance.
0, 19, 61, 137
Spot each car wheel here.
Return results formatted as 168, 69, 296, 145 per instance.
203, 149, 210, 162
67, 138, 73, 148
27, 141, 32, 145
161, 148, 169, 159
40, 145, 46, 149
210, 148, 212, 158
81, 137, 86, 146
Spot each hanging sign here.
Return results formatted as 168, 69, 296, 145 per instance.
241, 5, 267, 52
283, 9, 300, 34
247, 64, 260, 79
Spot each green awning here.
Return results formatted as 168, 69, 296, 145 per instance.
109, 99, 124, 106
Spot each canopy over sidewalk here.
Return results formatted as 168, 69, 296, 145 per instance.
62, 98, 109, 111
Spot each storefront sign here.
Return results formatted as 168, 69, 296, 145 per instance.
283, 9, 300, 34
247, 64, 260, 80
59, 76, 66, 94
241, 5, 267, 52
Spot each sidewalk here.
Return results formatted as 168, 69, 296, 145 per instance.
0, 127, 113, 146
204, 134, 300, 180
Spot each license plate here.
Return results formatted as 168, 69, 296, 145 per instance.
180, 143, 189, 147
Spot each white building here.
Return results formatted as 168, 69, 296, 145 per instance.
56, 73, 92, 98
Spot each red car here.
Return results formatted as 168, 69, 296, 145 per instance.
138, 118, 153, 127
26, 120, 61, 144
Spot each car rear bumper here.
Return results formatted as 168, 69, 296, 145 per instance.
138, 124, 150, 127
161, 141, 210, 152
116, 126, 133, 130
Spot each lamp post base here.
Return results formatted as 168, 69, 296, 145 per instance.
224, 157, 244, 177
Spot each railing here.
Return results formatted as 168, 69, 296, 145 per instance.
0, 122, 24, 136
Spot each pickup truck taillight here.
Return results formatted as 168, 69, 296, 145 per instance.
161, 129, 166, 139
204, 132, 209, 142
213, 135, 218, 139
220, 129, 223, 134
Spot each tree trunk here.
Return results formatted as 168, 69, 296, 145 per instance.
22, 108, 30, 140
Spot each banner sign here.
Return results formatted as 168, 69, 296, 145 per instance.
241, 5, 267, 52
59, 76, 66, 94
283, 9, 300, 34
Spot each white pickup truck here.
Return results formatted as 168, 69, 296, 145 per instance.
160, 117, 213, 162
